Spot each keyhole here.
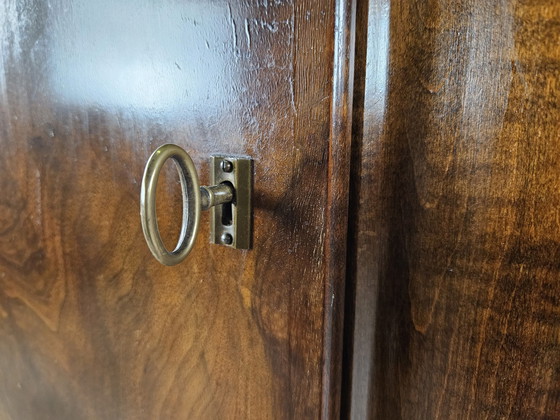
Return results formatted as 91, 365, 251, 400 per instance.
220, 181, 234, 226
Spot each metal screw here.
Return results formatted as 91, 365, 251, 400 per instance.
221, 160, 233, 173
221, 233, 233, 245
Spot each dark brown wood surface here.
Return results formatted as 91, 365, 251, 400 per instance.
0, 1, 354, 418
345, 0, 560, 419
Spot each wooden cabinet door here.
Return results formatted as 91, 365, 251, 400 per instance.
0, 1, 353, 418
345, 0, 560, 419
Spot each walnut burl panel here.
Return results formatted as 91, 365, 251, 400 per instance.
0, 0, 353, 418
345, 0, 560, 419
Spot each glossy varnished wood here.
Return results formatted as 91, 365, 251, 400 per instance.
0, 1, 353, 418
346, 0, 560, 419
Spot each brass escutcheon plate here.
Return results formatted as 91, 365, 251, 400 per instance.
210, 155, 253, 249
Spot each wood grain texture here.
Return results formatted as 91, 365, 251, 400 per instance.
0, 0, 350, 418
345, 0, 560, 419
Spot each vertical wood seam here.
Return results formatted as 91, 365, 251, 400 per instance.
322, 0, 357, 418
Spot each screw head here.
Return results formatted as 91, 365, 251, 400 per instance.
221, 160, 234, 173
221, 233, 233, 245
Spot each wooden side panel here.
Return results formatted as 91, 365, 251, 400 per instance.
0, 0, 350, 418
346, 0, 560, 418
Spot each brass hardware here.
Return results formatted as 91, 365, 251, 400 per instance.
140, 144, 252, 266
209, 155, 253, 250
140, 144, 200, 266
200, 183, 234, 210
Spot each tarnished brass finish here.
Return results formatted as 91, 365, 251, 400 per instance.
210, 155, 253, 250
140, 144, 201, 266
140, 145, 252, 265
200, 184, 234, 211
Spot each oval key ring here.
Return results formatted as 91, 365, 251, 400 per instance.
140, 144, 201, 266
